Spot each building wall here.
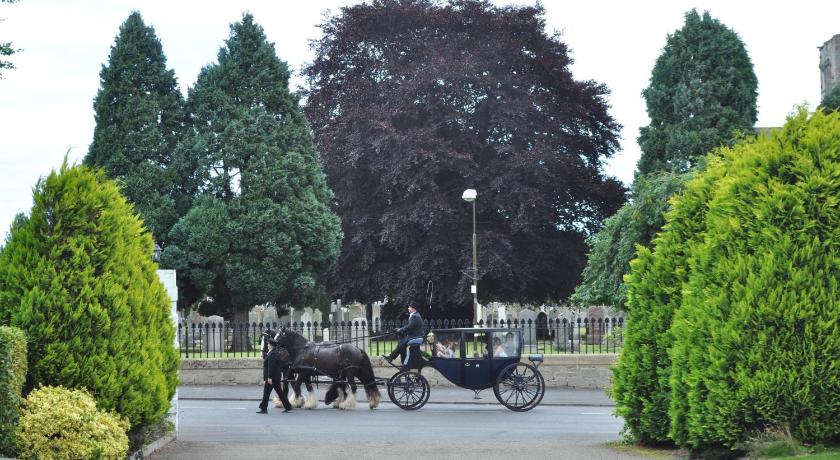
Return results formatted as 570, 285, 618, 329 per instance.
179, 354, 617, 389
820, 34, 840, 97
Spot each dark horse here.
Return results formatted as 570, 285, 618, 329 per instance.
271, 327, 381, 410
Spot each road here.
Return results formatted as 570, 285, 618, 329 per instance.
151, 399, 646, 459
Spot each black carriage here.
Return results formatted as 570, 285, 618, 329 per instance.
384, 328, 545, 411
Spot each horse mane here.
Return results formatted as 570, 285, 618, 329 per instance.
280, 328, 310, 349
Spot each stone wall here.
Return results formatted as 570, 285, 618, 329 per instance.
179, 354, 617, 389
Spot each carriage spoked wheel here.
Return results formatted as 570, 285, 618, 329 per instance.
493, 362, 545, 412
388, 371, 430, 410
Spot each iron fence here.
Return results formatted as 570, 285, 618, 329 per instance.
177, 317, 624, 359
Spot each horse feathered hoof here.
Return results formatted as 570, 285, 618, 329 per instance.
305, 395, 318, 409
339, 393, 357, 410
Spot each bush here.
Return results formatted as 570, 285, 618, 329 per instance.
16, 386, 129, 460
0, 161, 179, 428
612, 160, 723, 444
668, 109, 840, 450
0, 326, 27, 456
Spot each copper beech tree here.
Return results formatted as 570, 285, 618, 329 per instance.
305, 0, 625, 316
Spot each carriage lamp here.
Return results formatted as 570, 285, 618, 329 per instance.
461, 189, 479, 325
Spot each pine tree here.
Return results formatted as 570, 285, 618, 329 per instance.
0, 162, 179, 428
85, 11, 185, 243
637, 9, 757, 175
163, 14, 341, 328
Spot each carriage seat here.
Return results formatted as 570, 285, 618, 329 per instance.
402, 337, 425, 370
528, 354, 544, 367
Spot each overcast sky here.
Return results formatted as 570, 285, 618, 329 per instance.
1, 0, 838, 238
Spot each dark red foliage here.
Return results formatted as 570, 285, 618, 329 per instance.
304, 0, 626, 315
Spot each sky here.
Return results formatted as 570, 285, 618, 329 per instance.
1, 0, 838, 238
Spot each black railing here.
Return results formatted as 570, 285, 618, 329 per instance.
177, 317, 624, 359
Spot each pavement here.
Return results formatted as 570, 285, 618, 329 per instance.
178, 384, 615, 407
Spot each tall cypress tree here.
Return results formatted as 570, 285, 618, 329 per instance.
85, 12, 185, 243
163, 14, 341, 328
0, 162, 179, 429
573, 9, 756, 310
637, 9, 757, 175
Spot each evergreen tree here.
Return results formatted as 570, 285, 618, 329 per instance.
637, 9, 757, 175
573, 9, 756, 310
668, 109, 840, 452
85, 12, 185, 243
163, 14, 341, 327
572, 171, 689, 309
0, 162, 179, 428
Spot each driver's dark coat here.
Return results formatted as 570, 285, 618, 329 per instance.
398, 312, 424, 338
263, 347, 291, 380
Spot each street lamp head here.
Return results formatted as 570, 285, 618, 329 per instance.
153, 243, 162, 263
462, 188, 477, 202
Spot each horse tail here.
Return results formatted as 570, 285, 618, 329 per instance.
359, 352, 381, 409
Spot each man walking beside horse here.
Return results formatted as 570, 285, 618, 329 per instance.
257, 335, 293, 413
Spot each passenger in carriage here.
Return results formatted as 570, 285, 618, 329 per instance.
257, 336, 293, 413
493, 337, 508, 357
435, 338, 450, 358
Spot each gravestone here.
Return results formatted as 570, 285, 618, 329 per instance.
518, 309, 537, 346
586, 306, 606, 345
553, 318, 583, 351
350, 316, 370, 351
202, 315, 225, 353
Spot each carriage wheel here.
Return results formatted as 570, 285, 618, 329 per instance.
493, 362, 545, 412
388, 371, 430, 411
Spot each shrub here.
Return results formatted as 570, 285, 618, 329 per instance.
0, 326, 27, 456
612, 159, 723, 444
0, 161, 179, 428
16, 386, 129, 460
668, 109, 840, 450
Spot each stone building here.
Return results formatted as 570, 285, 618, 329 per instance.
820, 34, 840, 98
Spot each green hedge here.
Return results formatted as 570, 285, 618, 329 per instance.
0, 162, 179, 428
615, 109, 840, 453
668, 109, 840, 450
0, 326, 27, 456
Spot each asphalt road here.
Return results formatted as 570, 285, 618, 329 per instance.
151, 400, 646, 459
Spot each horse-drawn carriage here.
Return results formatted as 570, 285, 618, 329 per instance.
268, 326, 545, 412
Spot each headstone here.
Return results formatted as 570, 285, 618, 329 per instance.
350, 316, 370, 351
586, 306, 606, 345
203, 315, 225, 353
348, 302, 365, 320
371, 302, 382, 331
518, 309, 537, 345
261, 306, 279, 327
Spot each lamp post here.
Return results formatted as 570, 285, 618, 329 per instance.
461, 188, 479, 325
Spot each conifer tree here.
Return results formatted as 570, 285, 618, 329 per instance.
0, 162, 178, 428
574, 9, 756, 310
85, 12, 185, 243
163, 14, 341, 326
637, 9, 757, 175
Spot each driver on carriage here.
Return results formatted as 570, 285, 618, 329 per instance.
382, 302, 424, 365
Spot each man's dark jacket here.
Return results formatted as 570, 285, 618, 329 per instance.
264, 347, 291, 380
398, 313, 424, 339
